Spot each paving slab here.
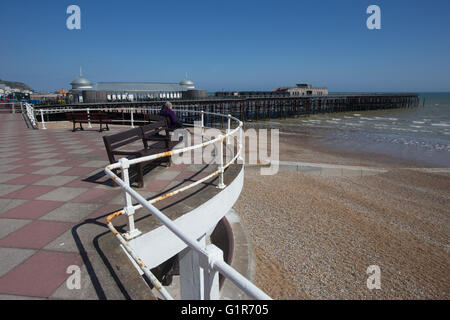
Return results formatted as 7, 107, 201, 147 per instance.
37, 187, 89, 202
0, 218, 32, 239
2, 185, 56, 200
0, 247, 36, 277
0, 184, 28, 197
0, 200, 63, 220
0, 220, 73, 249
32, 166, 72, 175
0, 199, 28, 214
0, 250, 82, 298
40, 202, 103, 223
33, 175, 78, 187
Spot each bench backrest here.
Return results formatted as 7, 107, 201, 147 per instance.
67, 111, 108, 121
67, 112, 88, 121
102, 127, 143, 163
140, 121, 169, 149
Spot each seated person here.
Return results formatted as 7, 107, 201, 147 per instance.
160, 101, 183, 130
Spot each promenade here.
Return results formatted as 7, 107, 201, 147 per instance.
0, 112, 236, 299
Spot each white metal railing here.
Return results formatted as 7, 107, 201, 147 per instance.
103, 110, 271, 300
23, 102, 37, 127
17, 105, 271, 299
26, 106, 211, 129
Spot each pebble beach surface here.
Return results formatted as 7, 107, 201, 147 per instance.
234, 131, 449, 299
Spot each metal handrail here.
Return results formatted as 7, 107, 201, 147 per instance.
19, 105, 270, 299
103, 110, 271, 300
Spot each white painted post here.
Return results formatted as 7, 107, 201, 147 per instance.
217, 135, 226, 189
238, 124, 244, 162
179, 235, 207, 300
40, 109, 47, 129
87, 108, 92, 128
201, 110, 204, 139
200, 244, 223, 300
226, 114, 231, 145
131, 108, 135, 128
119, 158, 141, 240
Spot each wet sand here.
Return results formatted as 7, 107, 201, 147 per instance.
234, 127, 450, 299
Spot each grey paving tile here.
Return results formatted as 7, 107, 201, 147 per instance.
32, 159, 65, 166
29, 153, 59, 159
0, 158, 21, 165
0, 247, 36, 277
0, 165, 21, 173
79, 160, 109, 168
0, 184, 25, 197
64, 145, 85, 150
68, 149, 94, 154
32, 166, 71, 175
40, 203, 102, 222
0, 152, 20, 158
29, 148, 56, 153
0, 199, 28, 214
33, 175, 78, 187
36, 187, 88, 202
0, 173, 22, 183
0, 218, 31, 239
43, 223, 105, 253
0, 294, 44, 300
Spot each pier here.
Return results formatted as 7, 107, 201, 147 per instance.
30, 93, 420, 128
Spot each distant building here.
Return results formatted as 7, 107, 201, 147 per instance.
214, 90, 289, 98
274, 83, 328, 96
70, 75, 205, 103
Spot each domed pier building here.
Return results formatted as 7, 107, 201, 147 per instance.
70, 75, 206, 103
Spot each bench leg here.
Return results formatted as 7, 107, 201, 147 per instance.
72, 121, 76, 132
80, 123, 84, 131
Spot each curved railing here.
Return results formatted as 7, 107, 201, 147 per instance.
20, 103, 271, 300
103, 110, 270, 300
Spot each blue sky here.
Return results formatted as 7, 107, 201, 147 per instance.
1, 0, 449, 92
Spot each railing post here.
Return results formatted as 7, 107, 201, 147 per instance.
87, 108, 92, 128
200, 244, 223, 300
226, 114, 231, 145
179, 234, 207, 300
131, 108, 135, 128
239, 123, 244, 162
201, 110, 204, 139
40, 109, 47, 129
217, 135, 226, 189
119, 158, 142, 240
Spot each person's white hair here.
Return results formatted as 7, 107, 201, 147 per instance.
165, 101, 173, 108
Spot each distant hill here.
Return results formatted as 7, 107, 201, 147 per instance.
0, 80, 33, 91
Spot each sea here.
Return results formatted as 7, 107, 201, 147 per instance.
274, 93, 450, 167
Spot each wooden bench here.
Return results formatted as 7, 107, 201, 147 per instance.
103, 120, 182, 188
68, 112, 111, 132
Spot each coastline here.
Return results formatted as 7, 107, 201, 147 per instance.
234, 123, 450, 299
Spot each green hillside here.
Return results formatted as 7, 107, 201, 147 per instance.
0, 80, 33, 91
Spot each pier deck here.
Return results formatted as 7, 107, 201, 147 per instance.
31, 93, 420, 129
